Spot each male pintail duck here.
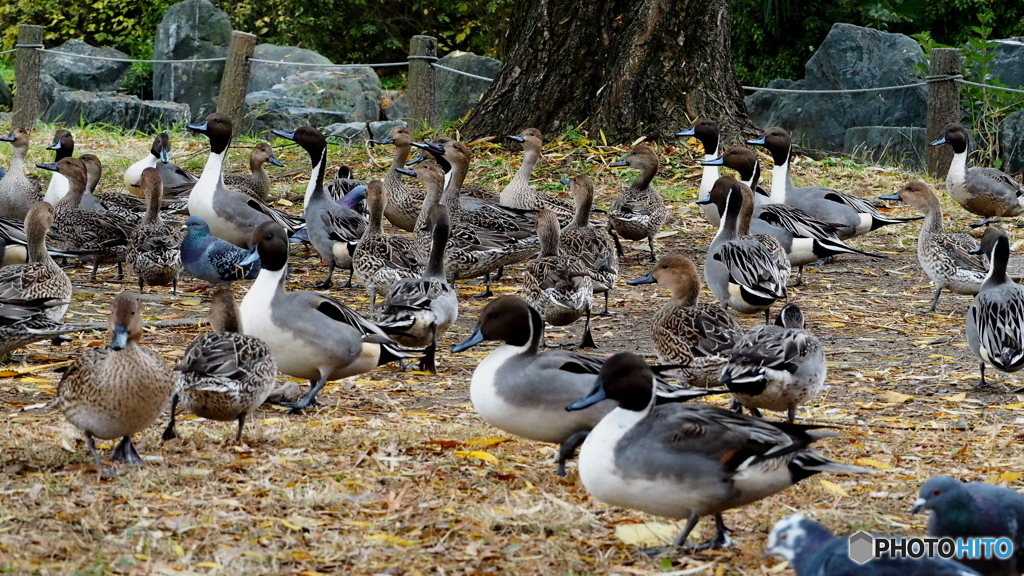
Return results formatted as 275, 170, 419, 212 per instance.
880, 181, 987, 312
748, 127, 920, 238
0, 128, 43, 220
0, 296, 88, 361
676, 118, 722, 225
721, 304, 825, 423
0, 202, 73, 320
187, 113, 303, 247
273, 126, 366, 289
607, 144, 667, 261
42, 129, 73, 205
38, 158, 133, 280
930, 122, 1024, 227
125, 132, 196, 196
163, 286, 277, 443
57, 293, 174, 472
454, 297, 714, 476
703, 146, 882, 284
126, 168, 182, 294
966, 226, 1024, 388
523, 209, 595, 348
766, 513, 983, 576
180, 216, 260, 287
352, 180, 421, 310
566, 351, 868, 551
627, 253, 742, 387
238, 221, 414, 411
501, 128, 574, 224
221, 142, 283, 202
698, 176, 790, 321
559, 175, 619, 314
376, 204, 458, 373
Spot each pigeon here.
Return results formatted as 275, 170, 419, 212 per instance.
912, 475, 1024, 576
180, 216, 260, 287
766, 513, 982, 576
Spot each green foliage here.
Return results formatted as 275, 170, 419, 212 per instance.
914, 10, 1024, 167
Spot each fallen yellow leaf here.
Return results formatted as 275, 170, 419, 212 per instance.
819, 479, 849, 497
454, 450, 498, 464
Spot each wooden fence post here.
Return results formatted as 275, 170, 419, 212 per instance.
926, 48, 962, 177
217, 30, 257, 140
12, 24, 44, 129
408, 35, 437, 133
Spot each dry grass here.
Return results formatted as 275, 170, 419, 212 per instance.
1, 124, 1023, 575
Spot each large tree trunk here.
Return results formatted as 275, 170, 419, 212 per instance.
461, 0, 758, 145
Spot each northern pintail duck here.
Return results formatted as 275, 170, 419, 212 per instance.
187, 113, 303, 247
58, 293, 174, 471
454, 297, 713, 476
353, 180, 421, 310
559, 175, 619, 314
180, 215, 260, 287
38, 158, 133, 280
766, 513, 982, 576
626, 253, 742, 387
966, 226, 1024, 388
373, 125, 423, 232
163, 286, 277, 443
698, 176, 790, 320
749, 127, 919, 237
675, 118, 722, 225
0, 296, 87, 361
0, 127, 43, 220
880, 181, 987, 312
501, 128, 574, 224
704, 146, 881, 284
42, 129, 73, 205
607, 143, 668, 262
523, 209, 595, 348
0, 202, 73, 320
125, 132, 196, 196
81, 154, 145, 220
931, 122, 1024, 226
721, 303, 824, 422
239, 221, 413, 411
126, 168, 182, 294
221, 142, 283, 202
273, 126, 366, 289
566, 351, 867, 550
376, 204, 458, 373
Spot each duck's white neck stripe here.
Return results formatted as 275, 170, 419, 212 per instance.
770, 161, 788, 203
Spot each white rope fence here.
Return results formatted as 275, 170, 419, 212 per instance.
11, 47, 1024, 94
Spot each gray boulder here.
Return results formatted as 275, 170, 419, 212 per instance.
39, 74, 190, 132
844, 126, 927, 169
248, 44, 333, 93
434, 51, 500, 123
41, 40, 130, 92
152, 0, 233, 121
1002, 109, 1024, 175
241, 92, 351, 136
746, 23, 927, 151
322, 120, 407, 143
989, 38, 1024, 89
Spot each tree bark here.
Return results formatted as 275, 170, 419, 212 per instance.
461, 0, 758, 145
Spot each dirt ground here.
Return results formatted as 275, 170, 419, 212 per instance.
2, 128, 1022, 576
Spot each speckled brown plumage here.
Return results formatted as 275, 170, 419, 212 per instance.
58, 293, 174, 471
